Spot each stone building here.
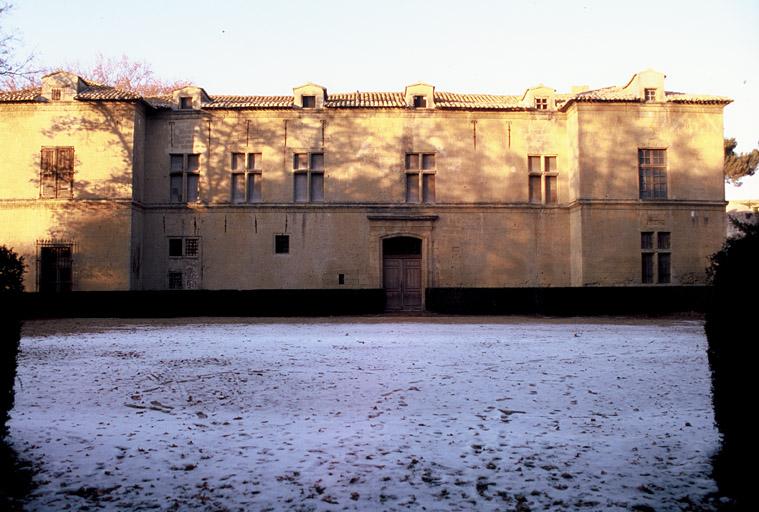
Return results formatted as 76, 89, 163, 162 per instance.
0, 69, 730, 310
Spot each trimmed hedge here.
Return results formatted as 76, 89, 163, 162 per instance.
0, 246, 30, 511
0, 246, 24, 439
705, 219, 759, 508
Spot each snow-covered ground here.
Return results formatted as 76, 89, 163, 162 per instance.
9, 318, 721, 511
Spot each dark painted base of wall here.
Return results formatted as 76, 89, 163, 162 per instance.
12, 289, 386, 319
6, 286, 709, 319
427, 286, 710, 316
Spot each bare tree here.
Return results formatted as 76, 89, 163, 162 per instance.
0, 2, 36, 88
69, 54, 191, 96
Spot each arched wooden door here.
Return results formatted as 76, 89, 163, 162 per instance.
383, 236, 422, 311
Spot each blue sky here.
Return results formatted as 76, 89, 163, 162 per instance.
6, 0, 759, 196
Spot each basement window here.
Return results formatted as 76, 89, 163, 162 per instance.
641, 231, 671, 284
168, 271, 183, 289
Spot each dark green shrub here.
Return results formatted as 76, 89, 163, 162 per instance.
0, 245, 24, 439
705, 218, 758, 507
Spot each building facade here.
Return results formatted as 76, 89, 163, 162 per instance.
0, 70, 730, 310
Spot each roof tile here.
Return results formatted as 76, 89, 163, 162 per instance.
0, 87, 41, 102
76, 84, 142, 101
204, 95, 294, 109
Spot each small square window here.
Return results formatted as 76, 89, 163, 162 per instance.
51, 88, 61, 101
179, 97, 193, 109
302, 95, 316, 108
413, 95, 427, 108
275, 234, 290, 254
535, 97, 548, 110
644, 88, 657, 102
169, 238, 183, 257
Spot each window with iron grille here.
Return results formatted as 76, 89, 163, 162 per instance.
405, 153, 435, 203
293, 152, 324, 202
40, 147, 74, 198
528, 155, 558, 204
168, 237, 200, 258
231, 152, 263, 203
641, 231, 671, 284
169, 153, 200, 203
639, 149, 667, 199
51, 88, 62, 101
38, 241, 73, 293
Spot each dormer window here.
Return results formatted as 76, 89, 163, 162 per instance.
51, 89, 61, 101
302, 95, 316, 108
413, 95, 427, 108
644, 88, 657, 102
179, 96, 193, 109
535, 97, 548, 110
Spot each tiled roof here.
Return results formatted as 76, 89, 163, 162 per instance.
434, 92, 522, 109
203, 95, 294, 109
75, 84, 142, 101
0, 83, 142, 103
0, 87, 41, 102
326, 92, 406, 108
143, 95, 174, 109
664, 92, 732, 104
566, 87, 731, 106
0, 79, 732, 109
573, 87, 639, 102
